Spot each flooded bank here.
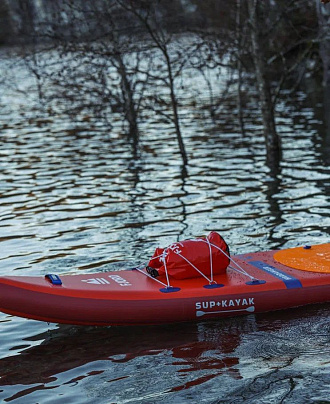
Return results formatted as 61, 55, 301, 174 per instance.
0, 49, 329, 403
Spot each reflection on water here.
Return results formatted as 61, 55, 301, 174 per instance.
0, 305, 329, 403
0, 54, 329, 403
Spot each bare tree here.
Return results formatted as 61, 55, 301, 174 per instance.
116, 0, 189, 165
11, 0, 149, 147
232, 0, 324, 168
247, 0, 281, 168
4, 0, 326, 166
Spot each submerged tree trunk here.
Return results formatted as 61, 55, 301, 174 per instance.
316, 0, 330, 88
144, 21, 188, 166
116, 54, 139, 145
164, 48, 188, 166
236, 0, 245, 136
316, 1, 330, 142
247, 0, 281, 169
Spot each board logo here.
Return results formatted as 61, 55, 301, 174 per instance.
80, 275, 132, 286
81, 277, 110, 285
195, 298, 255, 317
108, 275, 132, 287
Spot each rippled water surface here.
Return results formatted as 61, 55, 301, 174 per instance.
0, 54, 329, 403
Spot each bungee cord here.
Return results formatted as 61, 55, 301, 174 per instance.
197, 239, 256, 281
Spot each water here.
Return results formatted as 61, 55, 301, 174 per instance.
0, 53, 329, 403
0, 306, 329, 403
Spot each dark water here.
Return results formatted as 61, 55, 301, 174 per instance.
0, 54, 329, 403
0, 305, 329, 404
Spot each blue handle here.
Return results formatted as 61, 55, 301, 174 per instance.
45, 274, 62, 285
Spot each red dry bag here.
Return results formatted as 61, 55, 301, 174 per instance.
146, 231, 230, 280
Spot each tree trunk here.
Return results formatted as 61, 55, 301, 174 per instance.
316, 1, 330, 88
164, 50, 188, 166
236, 0, 245, 136
247, 0, 281, 169
116, 54, 139, 145
316, 1, 330, 135
0, 0, 16, 42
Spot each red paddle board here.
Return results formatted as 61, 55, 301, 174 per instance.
0, 244, 329, 326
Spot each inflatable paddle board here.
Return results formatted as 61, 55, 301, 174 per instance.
0, 243, 329, 326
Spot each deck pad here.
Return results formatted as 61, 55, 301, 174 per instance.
274, 244, 330, 273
